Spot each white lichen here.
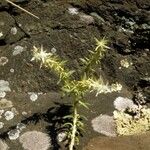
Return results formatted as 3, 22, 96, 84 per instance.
114, 97, 137, 111
91, 114, 117, 137
114, 107, 150, 136
19, 131, 51, 150
4, 111, 15, 120
8, 129, 20, 140
68, 7, 79, 15
0, 80, 11, 92
10, 27, 17, 35
120, 58, 132, 68
28, 92, 38, 101
13, 45, 24, 56
0, 99, 13, 109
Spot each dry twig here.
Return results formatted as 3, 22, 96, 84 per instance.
5, 0, 39, 19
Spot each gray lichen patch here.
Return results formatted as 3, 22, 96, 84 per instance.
19, 131, 51, 150
91, 114, 117, 137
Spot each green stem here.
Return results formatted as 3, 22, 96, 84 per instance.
69, 100, 78, 150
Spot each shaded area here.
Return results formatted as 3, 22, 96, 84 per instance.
0, 102, 72, 150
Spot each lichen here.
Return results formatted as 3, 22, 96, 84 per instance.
0, 99, 13, 109
113, 107, 150, 136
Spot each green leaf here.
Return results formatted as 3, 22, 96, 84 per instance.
63, 115, 73, 119
78, 100, 89, 109
63, 123, 73, 127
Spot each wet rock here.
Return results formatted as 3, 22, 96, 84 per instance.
19, 131, 51, 150
91, 114, 117, 137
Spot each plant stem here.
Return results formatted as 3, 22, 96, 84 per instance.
5, 0, 39, 19
69, 100, 78, 150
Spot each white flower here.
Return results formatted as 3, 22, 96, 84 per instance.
31, 45, 52, 65
88, 78, 122, 96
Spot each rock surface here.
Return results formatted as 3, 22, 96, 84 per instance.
83, 132, 150, 150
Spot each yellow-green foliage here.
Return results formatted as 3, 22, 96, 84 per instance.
31, 39, 122, 150
114, 108, 150, 136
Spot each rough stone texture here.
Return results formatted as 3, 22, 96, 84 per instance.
0, 139, 9, 150
83, 132, 150, 150
0, 0, 149, 149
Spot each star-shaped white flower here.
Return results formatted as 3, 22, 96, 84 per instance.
31, 45, 52, 65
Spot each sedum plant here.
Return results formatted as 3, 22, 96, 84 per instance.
31, 38, 122, 150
